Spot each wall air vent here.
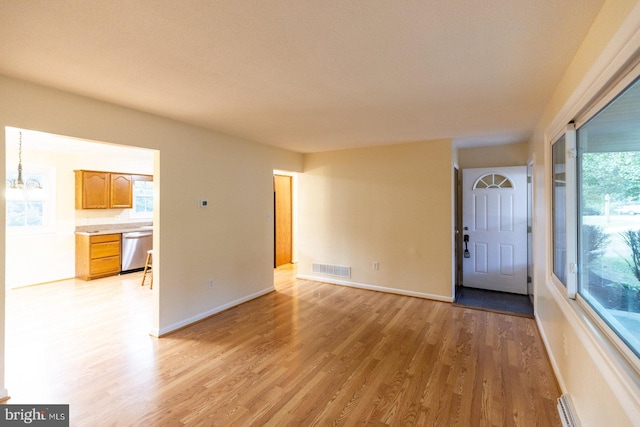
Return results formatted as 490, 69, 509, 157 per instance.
557, 394, 580, 427
312, 263, 351, 278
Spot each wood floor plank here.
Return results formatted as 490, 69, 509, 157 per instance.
4, 265, 561, 426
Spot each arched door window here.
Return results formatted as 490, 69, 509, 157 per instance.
473, 173, 513, 189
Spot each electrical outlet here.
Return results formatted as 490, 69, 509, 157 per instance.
563, 334, 569, 356
208, 279, 215, 289
373, 261, 379, 270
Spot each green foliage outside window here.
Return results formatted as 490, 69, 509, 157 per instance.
581, 152, 640, 214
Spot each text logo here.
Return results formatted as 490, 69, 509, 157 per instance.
2, 405, 69, 426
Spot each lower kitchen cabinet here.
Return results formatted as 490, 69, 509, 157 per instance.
76, 233, 121, 280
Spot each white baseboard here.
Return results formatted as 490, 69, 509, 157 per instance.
150, 286, 275, 337
296, 274, 453, 303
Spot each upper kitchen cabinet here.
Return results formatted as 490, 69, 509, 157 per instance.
110, 173, 133, 208
75, 170, 132, 209
75, 170, 109, 209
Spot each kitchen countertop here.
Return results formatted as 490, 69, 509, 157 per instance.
75, 222, 153, 236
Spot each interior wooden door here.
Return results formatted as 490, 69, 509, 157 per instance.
274, 174, 292, 267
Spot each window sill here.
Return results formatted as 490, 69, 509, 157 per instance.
6, 226, 58, 237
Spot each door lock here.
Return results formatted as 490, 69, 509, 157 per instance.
463, 234, 470, 258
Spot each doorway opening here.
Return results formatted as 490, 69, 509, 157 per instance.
4, 126, 160, 402
454, 165, 533, 316
4, 127, 156, 290
273, 170, 297, 269
527, 159, 534, 301
454, 165, 463, 301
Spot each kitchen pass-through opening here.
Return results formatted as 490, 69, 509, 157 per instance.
4, 126, 158, 297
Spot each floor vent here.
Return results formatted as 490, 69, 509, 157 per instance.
312, 263, 351, 278
557, 394, 580, 427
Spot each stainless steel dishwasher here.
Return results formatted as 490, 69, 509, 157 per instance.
121, 230, 153, 273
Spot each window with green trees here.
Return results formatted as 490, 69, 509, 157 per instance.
578, 77, 640, 359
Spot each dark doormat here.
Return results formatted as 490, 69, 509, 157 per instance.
453, 286, 534, 318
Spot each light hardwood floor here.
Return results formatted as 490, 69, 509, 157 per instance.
5, 265, 561, 426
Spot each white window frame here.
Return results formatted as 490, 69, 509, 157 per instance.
550, 128, 576, 293
565, 124, 578, 299
130, 179, 154, 219
553, 64, 640, 374
550, 132, 566, 288
5, 164, 56, 235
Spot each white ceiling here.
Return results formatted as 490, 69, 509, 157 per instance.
0, 1, 605, 153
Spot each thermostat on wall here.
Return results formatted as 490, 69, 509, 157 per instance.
199, 199, 208, 208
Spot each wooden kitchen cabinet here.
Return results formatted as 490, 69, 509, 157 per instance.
75, 170, 109, 209
110, 173, 133, 208
75, 170, 132, 209
76, 233, 122, 280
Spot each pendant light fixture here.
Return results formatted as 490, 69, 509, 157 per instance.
7, 131, 42, 190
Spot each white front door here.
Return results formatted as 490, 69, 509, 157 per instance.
462, 166, 528, 294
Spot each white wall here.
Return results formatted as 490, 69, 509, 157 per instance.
531, 0, 640, 425
0, 75, 303, 399
298, 139, 454, 301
